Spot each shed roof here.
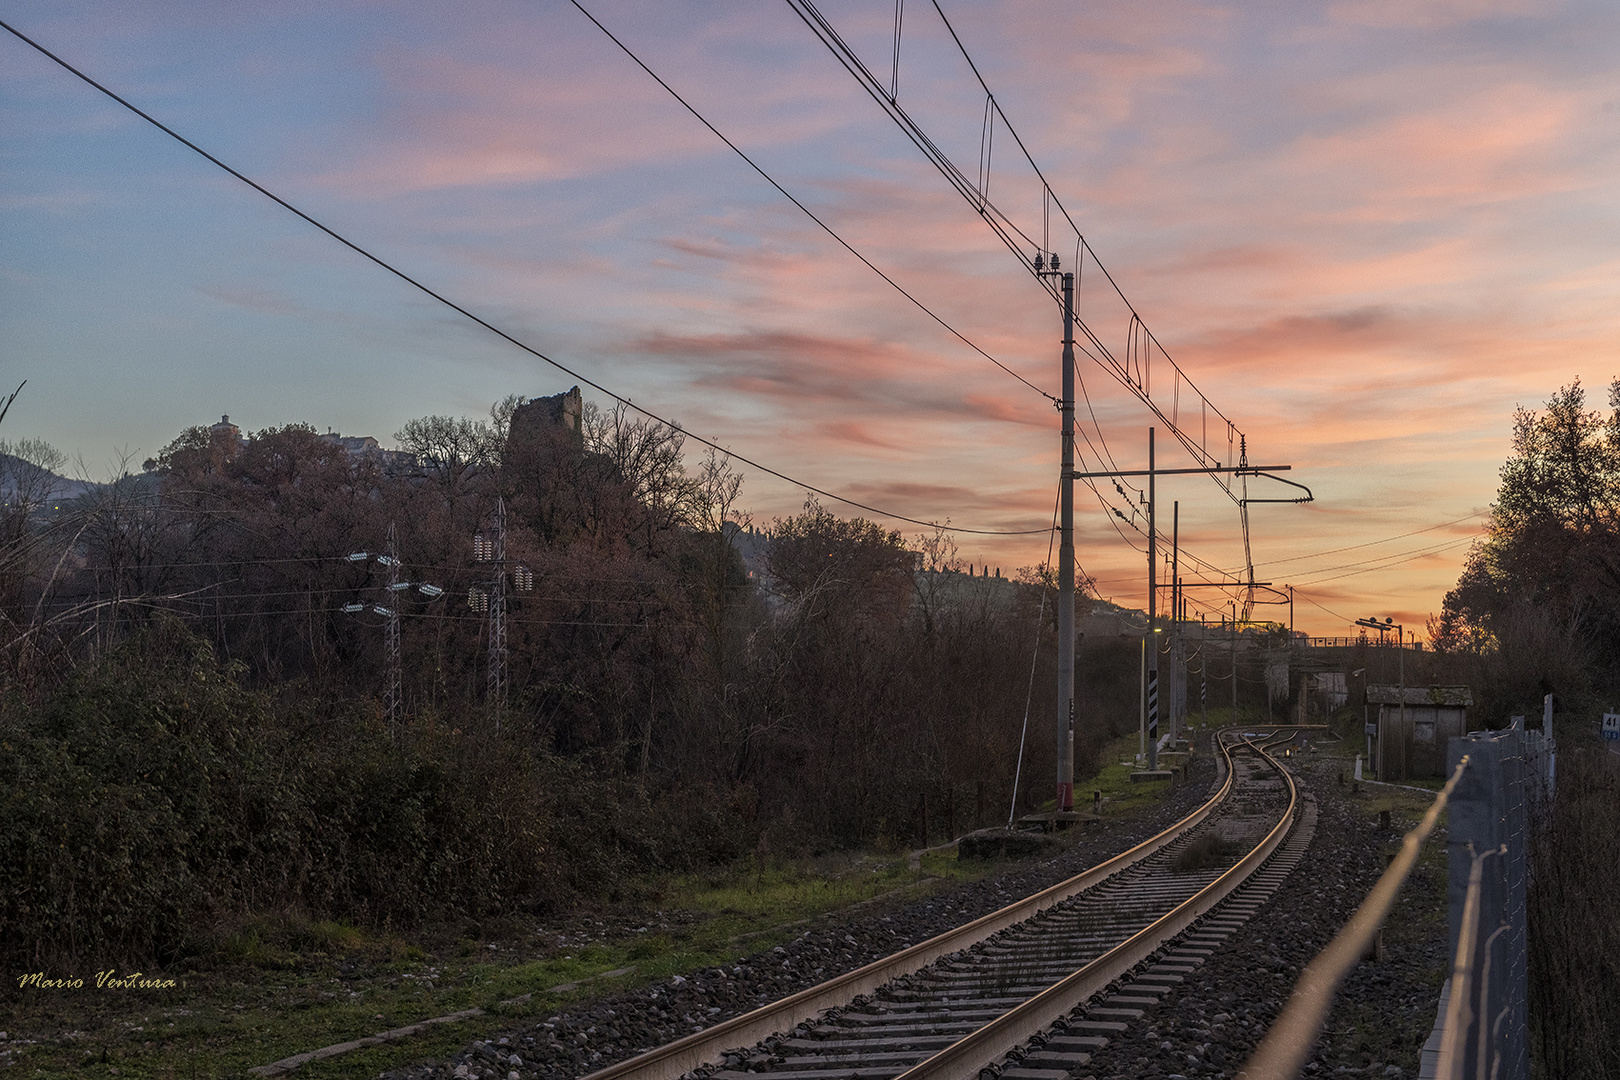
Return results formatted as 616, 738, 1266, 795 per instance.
1367, 684, 1473, 707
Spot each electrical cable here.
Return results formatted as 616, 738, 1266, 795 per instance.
788, 0, 1249, 502
566, 0, 1055, 406
1008, 479, 1060, 828
1290, 534, 1477, 587
791, 0, 1302, 604
107, 600, 696, 631
1296, 589, 1360, 626
0, 16, 1049, 538
1246, 512, 1487, 572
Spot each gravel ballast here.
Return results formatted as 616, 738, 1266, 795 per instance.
378, 740, 1450, 1080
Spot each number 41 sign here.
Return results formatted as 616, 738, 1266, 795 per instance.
1603, 714, 1620, 741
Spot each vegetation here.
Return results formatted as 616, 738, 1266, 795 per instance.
1527, 750, 1620, 1079
1172, 830, 1227, 872
1430, 378, 1620, 719
0, 846, 992, 1080
0, 390, 1129, 971
1428, 379, 1620, 1078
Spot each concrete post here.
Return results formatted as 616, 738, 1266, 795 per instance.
1055, 271, 1076, 812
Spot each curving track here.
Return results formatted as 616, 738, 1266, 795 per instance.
582, 729, 1311, 1080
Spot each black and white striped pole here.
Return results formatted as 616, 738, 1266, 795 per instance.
1147, 427, 1159, 771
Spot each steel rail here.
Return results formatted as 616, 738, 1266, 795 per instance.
581, 740, 1244, 1080
887, 729, 1300, 1080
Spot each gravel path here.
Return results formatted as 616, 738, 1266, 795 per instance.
381, 741, 1450, 1080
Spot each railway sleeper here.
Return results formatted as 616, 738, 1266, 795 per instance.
976, 790, 1320, 1080
578, 734, 1307, 1080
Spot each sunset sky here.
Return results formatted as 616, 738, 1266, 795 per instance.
5, 0, 1619, 638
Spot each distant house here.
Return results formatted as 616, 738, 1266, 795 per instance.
318, 431, 414, 471
210, 414, 243, 445
1317, 671, 1349, 711
199, 415, 413, 468
1368, 685, 1472, 780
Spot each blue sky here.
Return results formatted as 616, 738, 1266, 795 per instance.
5, 0, 1620, 635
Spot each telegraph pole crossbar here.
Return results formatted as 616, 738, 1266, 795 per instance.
1067, 465, 1292, 478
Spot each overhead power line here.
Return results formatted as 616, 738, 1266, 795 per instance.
775, 0, 1329, 621
781, 0, 1249, 505
580, 0, 1171, 556
0, 17, 1048, 538
567, 0, 1054, 407
1292, 534, 1478, 588
1296, 589, 1360, 626
1247, 512, 1487, 572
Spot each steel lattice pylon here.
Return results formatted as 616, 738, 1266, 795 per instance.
384, 522, 402, 740
487, 497, 507, 728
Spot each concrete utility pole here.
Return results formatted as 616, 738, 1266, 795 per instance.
1147, 427, 1159, 771
1055, 265, 1077, 813
1139, 635, 1147, 762
1231, 600, 1238, 718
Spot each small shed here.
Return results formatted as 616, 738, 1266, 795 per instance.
1368, 685, 1473, 780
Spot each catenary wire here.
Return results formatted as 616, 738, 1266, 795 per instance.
566, 0, 1055, 406
789, 0, 1288, 604
1290, 534, 1477, 584
789, 0, 1247, 502
1292, 535, 1478, 588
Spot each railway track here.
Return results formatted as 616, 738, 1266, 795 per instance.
581, 728, 1313, 1080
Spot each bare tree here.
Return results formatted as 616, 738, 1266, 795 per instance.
395, 414, 501, 499
583, 402, 702, 538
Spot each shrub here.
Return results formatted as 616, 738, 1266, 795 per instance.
0, 622, 741, 965
1528, 748, 1620, 1079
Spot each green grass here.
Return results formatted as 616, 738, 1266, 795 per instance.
0, 742, 1183, 1080
1071, 733, 1181, 816
0, 848, 1007, 1079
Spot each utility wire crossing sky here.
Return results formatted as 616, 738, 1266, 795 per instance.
4, 0, 1618, 637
